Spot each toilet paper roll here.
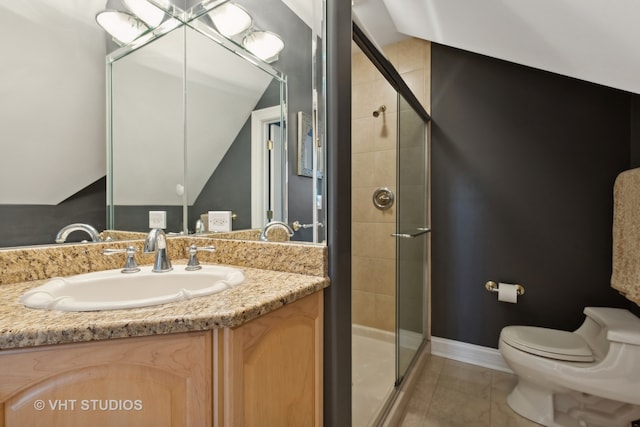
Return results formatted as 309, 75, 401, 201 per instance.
498, 283, 518, 303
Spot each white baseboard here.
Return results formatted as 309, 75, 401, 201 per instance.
431, 336, 512, 373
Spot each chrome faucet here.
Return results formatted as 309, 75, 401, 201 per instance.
55, 223, 102, 243
259, 221, 295, 242
144, 228, 173, 273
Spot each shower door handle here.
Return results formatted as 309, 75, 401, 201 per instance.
391, 228, 431, 238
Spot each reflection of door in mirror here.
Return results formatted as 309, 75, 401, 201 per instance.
268, 121, 285, 225
251, 106, 286, 229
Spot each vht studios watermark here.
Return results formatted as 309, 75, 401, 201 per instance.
33, 399, 143, 411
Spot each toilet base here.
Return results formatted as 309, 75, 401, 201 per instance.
507, 380, 640, 427
507, 381, 555, 426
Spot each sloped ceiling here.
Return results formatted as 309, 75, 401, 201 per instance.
353, 0, 409, 52
111, 27, 273, 206
357, 0, 640, 95
0, 1, 273, 207
0, 1, 107, 205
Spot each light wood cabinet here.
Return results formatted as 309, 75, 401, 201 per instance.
217, 291, 323, 427
0, 291, 323, 427
0, 331, 212, 426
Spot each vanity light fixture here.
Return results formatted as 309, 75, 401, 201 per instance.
122, 0, 167, 28
95, 10, 149, 46
208, 2, 253, 37
242, 30, 285, 63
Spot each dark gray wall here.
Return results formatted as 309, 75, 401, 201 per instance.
191, 116, 254, 231
190, 0, 314, 240
0, 178, 106, 247
631, 95, 640, 166
431, 44, 640, 349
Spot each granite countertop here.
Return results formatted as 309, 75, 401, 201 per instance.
0, 263, 329, 350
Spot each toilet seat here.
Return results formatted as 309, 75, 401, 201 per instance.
501, 326, 595, 362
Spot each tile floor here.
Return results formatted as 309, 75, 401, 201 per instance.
353, 328, 541, 427
397, 355, 542, 427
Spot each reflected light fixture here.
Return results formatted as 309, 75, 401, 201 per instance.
123, 0, 167, 28
95, 10, 149, 46
242, 31, 284, 62
208, 2, 253, 37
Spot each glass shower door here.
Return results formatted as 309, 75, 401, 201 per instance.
395, 94, 429, 381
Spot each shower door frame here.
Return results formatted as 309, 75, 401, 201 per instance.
395, 93, 430, 385
352, 22, 432, 425
352, 25, 431, 124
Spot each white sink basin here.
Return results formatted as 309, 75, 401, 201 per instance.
20, 265, 245, 312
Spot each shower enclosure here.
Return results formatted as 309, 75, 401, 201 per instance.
351, 25, 431, 427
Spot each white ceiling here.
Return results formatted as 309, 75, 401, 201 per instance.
355, 0, 640, 95
352, 0, 408, 52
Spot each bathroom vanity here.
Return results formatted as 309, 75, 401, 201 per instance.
0, 238, 328, 426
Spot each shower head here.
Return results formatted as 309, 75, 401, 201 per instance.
372, 105, 387, 117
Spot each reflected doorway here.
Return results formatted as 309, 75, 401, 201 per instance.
251, 106, 286, 228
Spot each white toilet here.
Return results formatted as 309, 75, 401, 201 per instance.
499, 307, 640, 426
498, 168, 640, 426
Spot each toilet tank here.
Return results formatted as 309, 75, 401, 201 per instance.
576, 307, 640, 360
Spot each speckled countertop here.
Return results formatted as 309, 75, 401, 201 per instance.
0, 237, 328, 351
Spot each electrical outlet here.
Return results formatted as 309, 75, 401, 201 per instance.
149, 211, 167, 229
208, 211, 232, 232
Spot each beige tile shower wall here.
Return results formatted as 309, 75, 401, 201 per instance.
352, 38, 431, 332
385, 38, 432, 115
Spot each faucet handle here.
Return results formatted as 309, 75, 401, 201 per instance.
185, 244, 216, 271
103, 246, 140, 274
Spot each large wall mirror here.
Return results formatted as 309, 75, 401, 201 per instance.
109, 8, 287, 235
0, 0, 326, 247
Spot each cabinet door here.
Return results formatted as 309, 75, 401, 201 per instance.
221, 292, 323, 427
0, 331, 212, 427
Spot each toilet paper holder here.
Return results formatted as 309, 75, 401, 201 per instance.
485, 281, 525, 296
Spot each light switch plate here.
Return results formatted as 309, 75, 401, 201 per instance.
208, 211, 232, 232
149, 211, 167, 229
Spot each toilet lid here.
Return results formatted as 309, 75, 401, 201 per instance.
501, 326, 595, 362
